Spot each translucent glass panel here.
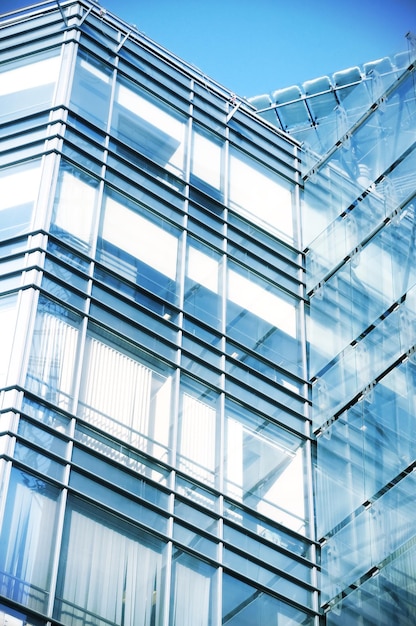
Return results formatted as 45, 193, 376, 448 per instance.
326, 542, 416, 626
229, 148, 294, 243
78, 328, 173, 462
98, 189, 180, 304
303, 65, 416, 251
309, 205, 416, 377
321, 471, 416, 605
51, 162, 100, 252
0, 160, 42, 241
0, 293, 17, 387
112, 77, 186, 177
312, 284, 416, 427
316, 358, 416, 537
224, 399, 307, 534
0, 468, 60, 613
69, 52, 113, 128
54, 498, 164, 626
0, 51, 60, 123
306, 148, 416, 291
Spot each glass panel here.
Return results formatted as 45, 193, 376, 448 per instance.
0, 293, 17, 386
78, 328, 173, 463
226, 262, 301, 376
170, 551, 216, 626
0, 160, 41, 240
112, 78, 186, 177
0, 468, 60, 613
21, 397, 72, 436
0, 604, 44, 626
75, 424, 169, 485
98, 189, 179, 304
223, 524, 312, 584
184, 238, 222, 330
177, 377, 219, 489
223, 500, 312, 559
51, 162, 100, 252
229, 148, 293, 243
69, 471, 167, 533
26, 297, 81, 411
0, 51, 60, 122
191, 126, 223, 198
71, 446, 168, 510
223, 548, 311, 607
224, 399, 307, 534
14, 442, 64, 481
222, 573, 314, 626
326, 541, 416, 626
174, 499, 218, 534
69, 52, 112, 129
54, 498, 164, 626
173, 523, 217, 559
17, 418, 67, 457
175, 476, 218, 512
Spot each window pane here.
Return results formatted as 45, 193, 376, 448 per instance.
191, 127, 223, 196
226, 263, 301, 375
0, 52, 60, 122
0, 468, 60, 613
222, 572, 314, 626
69, 53, 112, 129
26, 297, 81, 411
0, 160, 42, 240
177, 377, 219, 488
55, 499, 164, 626
184, 239, 222, 329
51, 163, 99, 252
98, 191, 179, 303
78, 329, 173, 462
0, 293, 17, 386
170, 551, 216, 626
224, 399, 307, 534
229, 149, 293, 242
112, 79, 186, 176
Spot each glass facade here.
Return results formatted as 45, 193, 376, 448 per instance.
0, 2, 415, 625
0, 2, 316, 626
300, 43, 416, 626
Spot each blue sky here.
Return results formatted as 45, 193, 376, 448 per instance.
2, 0, 416, 96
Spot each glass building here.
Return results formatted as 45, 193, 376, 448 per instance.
0, 2, 414, 625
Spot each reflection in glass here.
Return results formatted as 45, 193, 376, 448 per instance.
69, 53, 112, 128
191, 127, 223, 197
184, 240, 222, 329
